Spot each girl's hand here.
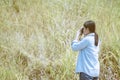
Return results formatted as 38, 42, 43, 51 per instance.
77, 29, 81, 36
77, 27, 84, 36
75, 27, 83, 41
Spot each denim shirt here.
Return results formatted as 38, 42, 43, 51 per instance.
71, 33, 100, 77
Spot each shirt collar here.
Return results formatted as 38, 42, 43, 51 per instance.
86, 33, 95, 36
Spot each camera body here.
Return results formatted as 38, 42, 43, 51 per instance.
81, 27, 84, 34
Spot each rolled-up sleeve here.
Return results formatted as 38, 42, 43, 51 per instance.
71, 38, 88, 51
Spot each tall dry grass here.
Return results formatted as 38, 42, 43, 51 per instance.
0, 0, 120, 80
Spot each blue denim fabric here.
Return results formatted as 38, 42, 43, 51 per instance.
79, 72, 98, 80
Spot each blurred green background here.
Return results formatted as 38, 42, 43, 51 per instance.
0, 0, 120, 80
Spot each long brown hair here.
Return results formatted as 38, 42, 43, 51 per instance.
83, 20, 98, 46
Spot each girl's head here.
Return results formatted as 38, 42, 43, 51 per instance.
83, 20, 98, 46
83, 20, 95, 35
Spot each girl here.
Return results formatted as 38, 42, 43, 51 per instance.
71, 20, 100, 80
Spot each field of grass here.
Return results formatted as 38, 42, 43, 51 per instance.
0, 0, 120, 80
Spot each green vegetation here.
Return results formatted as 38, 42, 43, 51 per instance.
0, 0, 120, 80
